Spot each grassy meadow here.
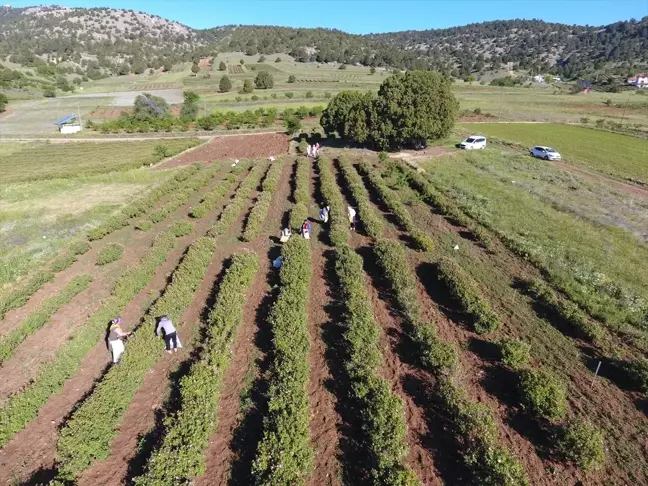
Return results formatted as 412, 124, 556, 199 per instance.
0, 138, 200, 290
458, 123, 648, 182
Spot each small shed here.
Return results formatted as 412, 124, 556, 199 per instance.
54, 113, 82, 134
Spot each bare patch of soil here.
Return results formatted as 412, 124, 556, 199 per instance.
159, 133, 289, 168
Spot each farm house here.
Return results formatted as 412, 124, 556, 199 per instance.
54, 113, 82, 134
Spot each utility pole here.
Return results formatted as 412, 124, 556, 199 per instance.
620, 90, 632, 125
77, 104, 82, 129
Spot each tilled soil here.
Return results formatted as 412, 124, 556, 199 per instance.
159, 133, 289, 168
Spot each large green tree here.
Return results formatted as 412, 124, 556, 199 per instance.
320, 91, 375, 143
242, 79, 254, 93
320, 70, 458, 150
133, 93, 170, 120
254, 71, 274, 89
180, 90, 200, 120
219, 75, 232, 92
218, 61, 227, 71
371, 71, 458, 149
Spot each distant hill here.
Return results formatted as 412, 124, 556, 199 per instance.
0, 5, 646, 91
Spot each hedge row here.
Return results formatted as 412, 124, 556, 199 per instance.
96, 244, 124, 266
252, 237, 314, 485
434, 257, 500, 334
316, 156, 349, 247
208, 162, 269, 237
87, 164, 201, 241
170, 220, 193, 237
523, 279, 605, 345
334, 245, 419, 485
289, 158, 310, 231
0, 240, 90, 320
0, 231, 178, 447
435, 376, 529, 485
134, 251, 259, 485
358, 161, 434, 252
189, 162, 250, 219
373, 239, 458, 373
242, 158, 287, 242
0, 275, 92, 363
56, 236, 218, 480
146, 164, 220, 225
337, 157, 383, 238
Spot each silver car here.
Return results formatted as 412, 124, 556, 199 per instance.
529, 146, 562, 161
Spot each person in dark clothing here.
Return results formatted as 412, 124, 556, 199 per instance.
156, 315, 182, 354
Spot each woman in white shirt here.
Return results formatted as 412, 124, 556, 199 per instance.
156, 315, 182, 354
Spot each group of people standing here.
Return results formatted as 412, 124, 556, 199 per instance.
306, 143, 321, 158
107, 315, 181, 364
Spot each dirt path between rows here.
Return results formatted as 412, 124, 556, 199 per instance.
76, 164, 278, 486
306, 160, 342, 486
0, 168, 230, 401
0, 168, 238, 485
194, 160, 292, 486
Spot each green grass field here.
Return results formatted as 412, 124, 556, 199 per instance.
0, 139, 199, 288
0, 138, 199, 184
420, 147, 648, 333
459, 123, 648, 182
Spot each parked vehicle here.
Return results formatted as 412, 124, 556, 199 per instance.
530, 146, 562, 160
459, 136, 487, 150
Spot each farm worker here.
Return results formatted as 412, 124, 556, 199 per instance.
315, 143, 321, 157
280, 227, 292, 243
347, 205, 357, 231
306, 144, 312, 157
156, 315, 182, 354
302, 220, 312, 240
108, 317, 132, 364
319, 205, 329, 223
272, 256, 283, 269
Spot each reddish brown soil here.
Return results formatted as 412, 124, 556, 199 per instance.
159, 133, 289, 168
0, 169, 229, 400
551, 160, 648, 198
76, 167, 275, 486
306, 163, 342, 486
0, 169, 236, 484
192, 161, 292, 485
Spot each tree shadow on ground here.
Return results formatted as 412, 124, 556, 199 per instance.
228, 248, 280, 486
288, 159, 298, 204
400, 373, 471, 486
320, 248, 373, 484
125, 258, 234, 481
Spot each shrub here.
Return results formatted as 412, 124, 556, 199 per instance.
288, 74, 296, 83
473, 107, 482, 115
595, 118, 605, 128
254, 70, 274, 89
69, 241, 90, 256
285, 91, 294, 99
580, 117, 590, 124
275, 57, 281, 63
252, 237, 314, 484
170, 221, 193, 237
357, 161, 433, 251
242, 79, 254, 93
241, 159, 286, 241
133, 251, 259, 484
189, 164, 246, 219
56, 236, 218, 481
316, 157, 349, 247
135, 220, 153, 231
519, 369, 568, 421
499, 339, 531, 370
559, 421, 605, 471
284, 116, 301, 135
219, 75, 232, 92
298, 138, 308, 155
96, 244, 124, 266
305, 90, 313, 98
218, 61, 226, 71
337, 158, 383, 238
333, 244, 418, 484
251, 95, 259, 101
378, 151, 389, 163
435, 257, 499, 334
339, 64, 347, 70
208, 163, 268, 237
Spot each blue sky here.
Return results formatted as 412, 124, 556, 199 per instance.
7, 0, 647, 33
